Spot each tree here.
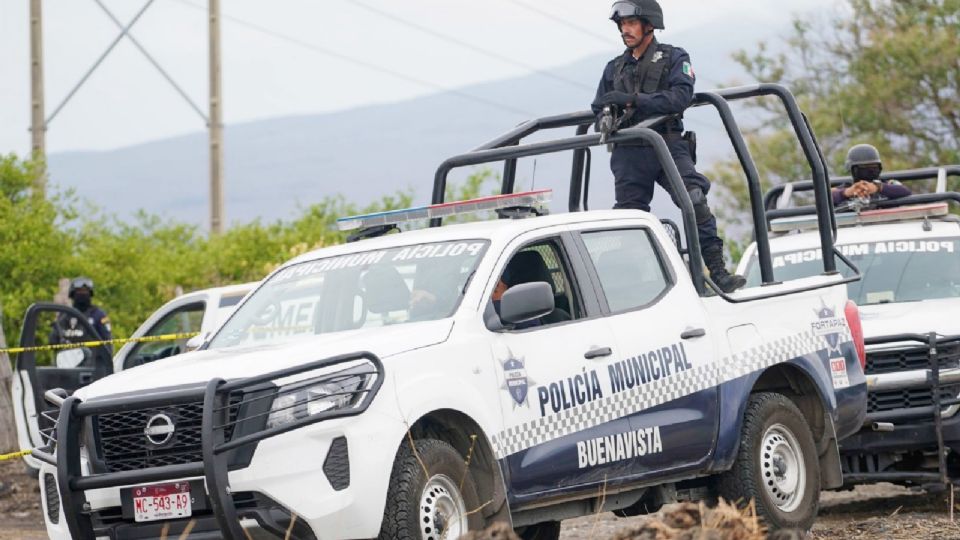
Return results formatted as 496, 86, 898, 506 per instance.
709, 0, 959, 249
0, 154, 70, 452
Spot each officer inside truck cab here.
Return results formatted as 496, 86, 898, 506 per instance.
591, 0, 745, 293
832, 144, 912, 205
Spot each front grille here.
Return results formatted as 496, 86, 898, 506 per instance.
865, 343, 960, 415
94, 399, 240, 473
865, 343, 960, 375
868, 385, 960, 413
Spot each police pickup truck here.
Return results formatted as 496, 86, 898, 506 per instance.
741, 166, 960, 488
28, 85, 866, 539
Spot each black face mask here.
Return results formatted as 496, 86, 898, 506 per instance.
853, 164, 882, 181
72, 292, 92, 311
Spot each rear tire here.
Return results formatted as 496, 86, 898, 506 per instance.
717, 392, 820, 531
379, 438, 484, 540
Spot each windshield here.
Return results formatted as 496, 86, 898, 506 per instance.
744, 238, 960, 305
209, 240, 489, 349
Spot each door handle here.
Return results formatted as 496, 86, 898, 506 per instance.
79, 373, 93, 385
681, 328, 707, 340
584, 347, 613, 359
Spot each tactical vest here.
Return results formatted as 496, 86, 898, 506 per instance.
612, 41, 683, 132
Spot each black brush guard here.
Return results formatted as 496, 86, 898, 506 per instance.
31, 351, 384, 540
842, 334, 960, 486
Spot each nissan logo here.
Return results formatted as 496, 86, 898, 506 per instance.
144, 414, 175, 446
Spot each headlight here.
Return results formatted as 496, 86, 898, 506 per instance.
266, 369, 370, 429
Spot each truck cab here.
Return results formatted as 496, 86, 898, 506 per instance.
739, 165, 960, 487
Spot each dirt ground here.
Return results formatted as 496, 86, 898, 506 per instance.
0, 460, 45, 540
4, 458, 960, 540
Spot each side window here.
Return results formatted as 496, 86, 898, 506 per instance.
495, 239, 582, 326
124, 303, 205, 369
581, 229, 671, 312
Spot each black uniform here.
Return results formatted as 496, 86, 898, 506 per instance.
51, 305, 113, 351
592, 40, 722, 253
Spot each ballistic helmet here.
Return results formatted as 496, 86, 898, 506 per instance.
68, 276, 95, 299
845, 144, 883, 179
609, 0, 665, 30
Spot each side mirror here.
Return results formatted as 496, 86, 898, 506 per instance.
44, 388, 68, 407
499, 282, 555, 325
185, 333, 207, 352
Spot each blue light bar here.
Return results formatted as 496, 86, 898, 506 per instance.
337, 189, 552, 232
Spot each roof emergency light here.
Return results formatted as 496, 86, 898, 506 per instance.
770, 202, 949, 233
337, 189, 552, 232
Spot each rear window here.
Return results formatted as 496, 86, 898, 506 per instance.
744, 238, 960, 305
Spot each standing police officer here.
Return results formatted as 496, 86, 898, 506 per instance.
51, 276, 113, 351
592, 0, 745, 293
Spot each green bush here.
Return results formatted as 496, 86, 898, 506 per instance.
0, 154, 496, 345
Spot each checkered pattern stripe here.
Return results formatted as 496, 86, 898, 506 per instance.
491, 328, 851, 458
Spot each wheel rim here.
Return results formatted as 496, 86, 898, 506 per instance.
759, 423, 806, 513
419, 474, 468, 540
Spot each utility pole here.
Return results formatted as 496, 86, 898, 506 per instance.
29, 0, 47, 194
208, 0, 225, 235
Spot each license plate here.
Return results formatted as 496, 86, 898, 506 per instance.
131, 481, 192, 522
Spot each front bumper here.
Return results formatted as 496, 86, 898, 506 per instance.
35, 351, 388, 540
840, 333, 960, 486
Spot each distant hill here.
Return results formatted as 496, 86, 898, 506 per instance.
48, 27, 761, 228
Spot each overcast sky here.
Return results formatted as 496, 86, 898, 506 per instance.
0, 0, 838, 155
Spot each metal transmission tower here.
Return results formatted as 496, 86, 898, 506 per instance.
28, 0, 226, 234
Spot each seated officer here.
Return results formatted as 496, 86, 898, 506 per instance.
833, 144, 912, 205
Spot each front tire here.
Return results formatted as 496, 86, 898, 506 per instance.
717, 392, 820, 531
379, 438, 484, 540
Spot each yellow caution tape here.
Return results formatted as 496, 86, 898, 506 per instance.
0, 449, 33, 461
0, 332, 200, 355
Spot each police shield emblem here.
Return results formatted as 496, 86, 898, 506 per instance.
502, 358, 529, 406
814, 305, 842, 352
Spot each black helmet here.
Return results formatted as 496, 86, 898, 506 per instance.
68, 276, 94, 299
609, 0, 665, 30
845, 144, 883, 178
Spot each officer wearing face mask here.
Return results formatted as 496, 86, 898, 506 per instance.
592, 0, 745, 293
832, 144, 912, 205
51, 276, 113, 351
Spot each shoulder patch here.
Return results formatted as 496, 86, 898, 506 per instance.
682, 61, 695, 78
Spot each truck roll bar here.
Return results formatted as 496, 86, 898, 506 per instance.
430, 83, 840, 295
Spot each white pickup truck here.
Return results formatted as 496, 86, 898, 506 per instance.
740, 165, 960, 488
13, 282, 256, 473
27, 85, 867, 540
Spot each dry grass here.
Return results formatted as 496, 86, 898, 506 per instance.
459, 499, 795, 540
608, 500, 774, 540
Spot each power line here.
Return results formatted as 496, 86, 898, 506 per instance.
343, 0, 593, 92
507, 0, 613, 44
169, 0, 535, 118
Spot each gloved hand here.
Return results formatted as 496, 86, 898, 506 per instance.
596, 91, 637, 109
